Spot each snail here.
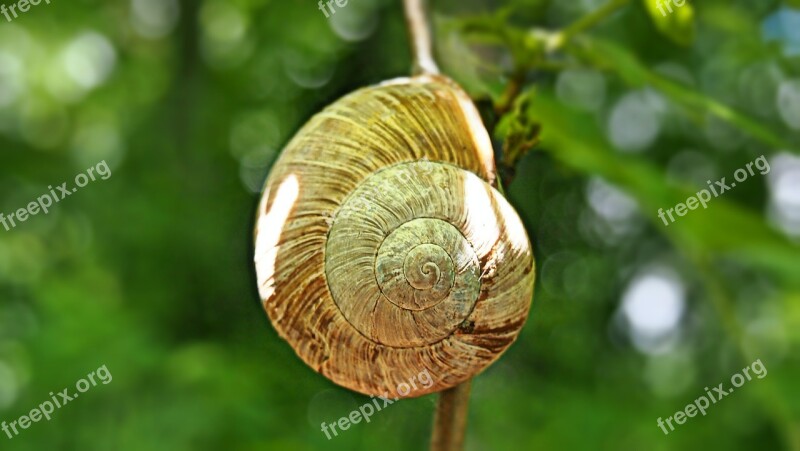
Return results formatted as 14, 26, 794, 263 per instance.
253, 1, 535, 398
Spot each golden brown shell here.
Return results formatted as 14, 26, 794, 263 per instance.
254, 74, 535, 397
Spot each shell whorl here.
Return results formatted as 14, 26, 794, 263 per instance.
255, 75, 535, 397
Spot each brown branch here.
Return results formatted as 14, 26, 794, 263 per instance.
494, 69, 526, 117
402, 3, 472, 449
403, 0, 440, 75
430, 380, 472, 451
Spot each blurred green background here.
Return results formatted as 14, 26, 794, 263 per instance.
1, 0, 800, 450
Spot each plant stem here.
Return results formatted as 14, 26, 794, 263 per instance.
430, 380, 472, 451
402, 3, 476, 449
548, 0, 632, 51
403, 0, 440, 75
495, 69, 526, 117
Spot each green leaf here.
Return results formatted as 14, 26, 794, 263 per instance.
495, 89, 541, 182
642, 0, 696, 46
565, 37, 799, 154
525, 91, 800, 285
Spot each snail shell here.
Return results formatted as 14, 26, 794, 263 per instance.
254, 74, 535, 397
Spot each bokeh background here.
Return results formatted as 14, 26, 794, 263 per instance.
1, 0, 799, 450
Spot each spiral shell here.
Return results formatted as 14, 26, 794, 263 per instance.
254, 75, 535, 397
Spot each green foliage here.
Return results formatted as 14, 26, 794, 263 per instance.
1, 0, 800, 450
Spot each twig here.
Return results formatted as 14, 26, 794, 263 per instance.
402, 3, 472, 449
490, 0, 632, 191
403, 0, 440, 75
430, 380, 472, 451
547, 0, 632, 51
494, 69, 526, 117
